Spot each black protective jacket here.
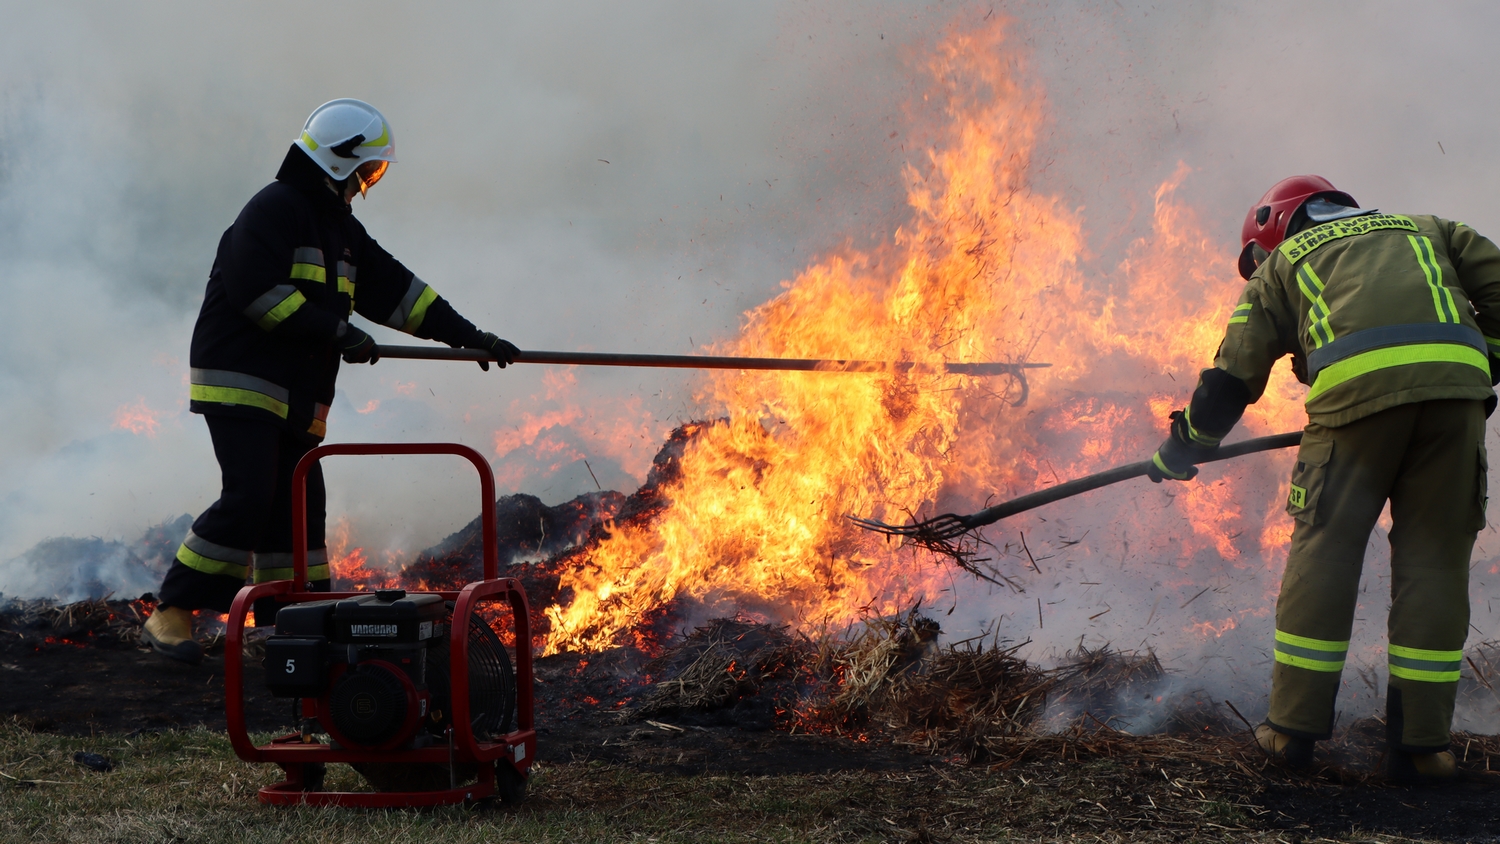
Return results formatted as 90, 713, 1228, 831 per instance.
188, 146, 481, 440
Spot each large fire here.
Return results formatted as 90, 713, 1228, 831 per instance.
533, 16, 1306, 655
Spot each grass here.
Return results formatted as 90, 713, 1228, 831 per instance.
0, 720, 1470, 843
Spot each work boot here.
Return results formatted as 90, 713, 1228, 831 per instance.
1254, 723, 1314, 768
1387, 749, 1458, 784
140, 606, 203, 665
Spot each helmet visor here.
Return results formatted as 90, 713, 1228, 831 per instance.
355, 159, 389, 196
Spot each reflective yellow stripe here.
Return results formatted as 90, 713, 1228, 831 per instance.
1275, 630, 1348, 651
1389, 644, 1463, 683
256, 290, 306, 331
299, 131, 319, 151
404, 284, 438, 334
1390, 644, 1463, 661
1275, 651, 1345, 672
1389, 665, 1462, 682
1229, 304, 1252, 326
1297, 265, 1335, 349
252, 564, 331, 583
189, 384, 290, 418
290, 263, 326, 283
337, 276, 355, 296
176, 544, 249, 579
1182, 407, 1222, 446
1274, 629, 1348, 673
1487, 335, 1500, 352
1151, 452, 1192, 480
1409, 235, 1462, 323
1307, 343, 1490, 402
360, 123, 390, 148
308, 418, 327, 438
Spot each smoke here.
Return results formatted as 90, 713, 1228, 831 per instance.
6, 1, 1500, 729
0, 0, 918, 566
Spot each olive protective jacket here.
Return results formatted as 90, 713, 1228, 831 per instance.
188, 146, 482, 440
1183, 213, 1500, 443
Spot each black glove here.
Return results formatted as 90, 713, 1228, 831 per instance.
339, 324, 379, 364
466, 331, 520, 371
1146, 410, 1215, 483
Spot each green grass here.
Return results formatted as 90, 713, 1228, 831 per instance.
0, 721, 1460, 843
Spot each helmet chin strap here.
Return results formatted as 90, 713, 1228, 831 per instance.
322, 175, 359, 205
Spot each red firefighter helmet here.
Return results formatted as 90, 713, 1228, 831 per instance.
1238, 175, 1356, 279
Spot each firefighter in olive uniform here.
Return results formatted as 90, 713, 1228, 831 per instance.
141, 99, 520, 664
1147, 175, 1500, 781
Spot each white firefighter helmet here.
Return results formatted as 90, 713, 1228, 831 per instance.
294, 99, 397, 188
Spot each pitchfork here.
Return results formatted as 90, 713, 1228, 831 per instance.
850, 431, 1304, 554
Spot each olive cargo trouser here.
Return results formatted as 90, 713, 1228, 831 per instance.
1268, 399, 1487, 752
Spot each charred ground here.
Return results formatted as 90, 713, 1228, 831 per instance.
6, 602, 1500, 841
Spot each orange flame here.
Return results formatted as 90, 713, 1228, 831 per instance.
113, 398, 167, 437
540, 15, 1304, 654
1187, 617, 1239, 639
326, 517, 399, 591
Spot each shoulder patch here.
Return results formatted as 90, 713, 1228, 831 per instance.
1278, 214, 1419, 264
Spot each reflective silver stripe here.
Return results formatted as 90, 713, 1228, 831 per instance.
184, 530, 252, 565
1306, 322, 1485, 384
252, 548, 328, 570
1390, 654, 1462, 673
385, 277, 431, 329
243, 283, 301, 322
337, 261, 357, 283
1276, 641, 1346, 663
190, 368, 291, 404
313, 403, 331, 422
252, 551, 291, 571
292, 247, 325, 266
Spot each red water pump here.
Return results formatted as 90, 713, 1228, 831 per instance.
223, 443, 536, 807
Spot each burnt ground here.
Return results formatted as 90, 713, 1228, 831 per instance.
0, 633, 923, 776
5, 632, 1500, 841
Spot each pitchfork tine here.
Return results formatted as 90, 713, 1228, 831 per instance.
846, 512, 976, 541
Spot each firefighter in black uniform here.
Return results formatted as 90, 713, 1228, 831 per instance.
141, 99, 519, 663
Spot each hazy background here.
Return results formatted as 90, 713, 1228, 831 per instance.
5, 1, 1500, 712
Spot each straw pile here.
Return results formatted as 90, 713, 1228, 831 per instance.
628, 609, 1187, 763
631, 617, 807, 721
0, 595, 150, 647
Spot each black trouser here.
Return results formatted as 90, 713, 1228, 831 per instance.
158, 414, 330, 613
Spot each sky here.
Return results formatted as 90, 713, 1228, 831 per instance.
5, 0, 1500, 659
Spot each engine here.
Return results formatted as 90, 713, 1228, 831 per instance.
262, 589, 515, 751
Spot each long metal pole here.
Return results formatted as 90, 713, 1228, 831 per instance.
851, 431, 1304, 543
954, 431, 1304, 529
373, 344, 1048, 377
